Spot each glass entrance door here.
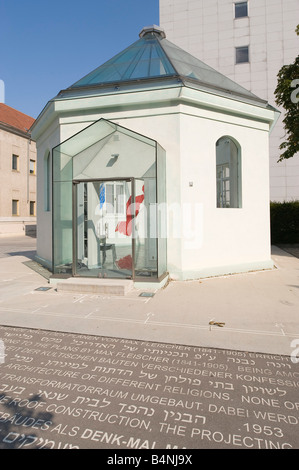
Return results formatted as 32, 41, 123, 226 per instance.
133, 178, 158, 279
74, 179, 133, 279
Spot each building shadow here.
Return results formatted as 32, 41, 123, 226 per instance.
0, 393, 54, 449
7, 250, 37, 260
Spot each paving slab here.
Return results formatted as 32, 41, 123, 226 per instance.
56, 278, 134, 296
0, 237, 299, 451
0, 325, 298, 450
0, 237, 298, 356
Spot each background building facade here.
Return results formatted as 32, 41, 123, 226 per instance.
0, 103, 36, 236
160, 0, 299, 202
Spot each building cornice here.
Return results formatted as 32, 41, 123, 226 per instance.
31, 84, 280, 141
0, 121, 33, 140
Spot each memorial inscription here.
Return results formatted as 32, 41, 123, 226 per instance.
0, 325, 298, 449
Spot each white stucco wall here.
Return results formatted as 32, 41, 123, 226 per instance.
35, 119, 60, 268
178, 111, 272, 279
33, 84, 276, 280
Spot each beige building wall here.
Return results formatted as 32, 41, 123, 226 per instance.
0, 126, 37, 236
159, 0, 299, 202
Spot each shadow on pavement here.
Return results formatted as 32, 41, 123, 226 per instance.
277, 244, 299, 259
7, 250, 37, 260
0, 393, 54, 449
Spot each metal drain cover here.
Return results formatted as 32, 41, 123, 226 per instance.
139, 292, 155, 297
35, 287, 52, 291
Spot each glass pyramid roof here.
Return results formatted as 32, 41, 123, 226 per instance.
68, 26, 265, 104
70, 28, 176, 88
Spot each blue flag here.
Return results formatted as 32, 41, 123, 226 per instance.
99, 184, 105, 209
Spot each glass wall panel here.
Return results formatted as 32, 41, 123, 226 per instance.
133, 178, 158, 279
157, 144, 167, 277
53, 148, 73, 183
52, 119, 167, 280
73, 127, 156, 181
52, 181, 73, 273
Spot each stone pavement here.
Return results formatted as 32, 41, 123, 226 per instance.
0, 236, 299, 450
0, 236, 299, 356
0, 324, 298, 450
278, 244, 299, 260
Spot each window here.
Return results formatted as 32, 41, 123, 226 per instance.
30, 159, 36, 175
105, 182, 126, 215
30, 201, 36, 216
236, 46, 249, 64
12, 199, 19, 216
216, 137, 242, 208
217, 164, 231, 207
12, 154, 19, 171
235, 2, 248, 18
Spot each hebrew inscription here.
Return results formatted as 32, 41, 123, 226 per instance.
0, 325, 298, 449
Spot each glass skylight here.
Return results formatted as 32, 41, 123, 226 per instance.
70, 35, 177, 87
67, 27, 264, 103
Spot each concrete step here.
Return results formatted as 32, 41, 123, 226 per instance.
56, 277, 133, 296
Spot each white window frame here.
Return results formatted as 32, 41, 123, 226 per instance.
216, 137, 242, 209
105, 182, 126, 217
217, 164, 231, 208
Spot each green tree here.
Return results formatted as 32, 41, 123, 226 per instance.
274, 25, 299, 162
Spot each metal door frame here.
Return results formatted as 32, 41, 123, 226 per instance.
72, 178, 135, 279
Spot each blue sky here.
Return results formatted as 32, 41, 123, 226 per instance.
0, 0, 159, 118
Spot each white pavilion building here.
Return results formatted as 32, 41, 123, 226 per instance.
31, 26, 279, 286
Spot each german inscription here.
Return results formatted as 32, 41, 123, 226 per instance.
0, 325, 298, 449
